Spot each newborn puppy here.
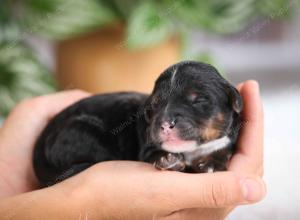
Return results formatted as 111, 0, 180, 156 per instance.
33, 61, 242, 186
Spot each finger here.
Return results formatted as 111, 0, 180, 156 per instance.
67, 162, 266, 216
236, 82, 244, 92
1, 90, 90, 137
0, 90, 91, 195
239, 80, 264, 156
229, 80, 264, 173
149, 171, 266, 211
25, 89, 91, 120
0, 90, 90, 160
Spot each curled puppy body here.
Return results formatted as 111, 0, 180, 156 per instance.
33, 61, 243, 186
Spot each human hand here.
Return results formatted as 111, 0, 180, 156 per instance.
51, 80, 265, 220
0, 80, 265, 220
0, 90, 90, 198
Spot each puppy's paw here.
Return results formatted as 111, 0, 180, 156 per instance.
154, 153, 185, 171
194, 160, 226, 173
205, 165, 214, 173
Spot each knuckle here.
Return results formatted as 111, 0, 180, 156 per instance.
209, 182, 228, 207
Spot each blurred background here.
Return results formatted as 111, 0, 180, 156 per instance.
0, 0, 299, 219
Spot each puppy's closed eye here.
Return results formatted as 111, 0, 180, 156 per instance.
192, 97, 208, 105
186, 92, 209, 107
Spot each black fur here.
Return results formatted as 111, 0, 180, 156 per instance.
33, 61, 242, 186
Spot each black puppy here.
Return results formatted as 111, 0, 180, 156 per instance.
33, 61, 243, 186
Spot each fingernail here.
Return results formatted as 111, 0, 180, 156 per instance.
241, 178, 265, 202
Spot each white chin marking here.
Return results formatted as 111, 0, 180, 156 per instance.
162, 141, 198, 153
183, 136, 231, 166
162, 136, 230, 155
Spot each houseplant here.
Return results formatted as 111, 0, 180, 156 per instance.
21, 0, 292, 93
0, 0, 294, 117
0, 1, 55, 118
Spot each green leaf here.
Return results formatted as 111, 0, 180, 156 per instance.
209, 0, 257, 34
107, 0, 143, 19
256, 0, 292, 18
22, 0, 119, 40
0, 42, 56, 116
126, 2, 172, 49
167, 0, 212, 29
169, 0, 261, 34
0, 0, 10, 25
0, 1, 22, 44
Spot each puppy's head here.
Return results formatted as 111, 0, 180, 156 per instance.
144, 61, 242, 153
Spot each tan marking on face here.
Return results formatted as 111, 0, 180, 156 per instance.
217, 113, 225, 123
201, 112, 225, 142
202, 124, 220, 142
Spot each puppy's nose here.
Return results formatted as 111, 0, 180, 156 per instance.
169, 118, 177, 128
160, 119, 177, 132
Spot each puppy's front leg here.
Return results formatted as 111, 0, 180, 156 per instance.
154, 153, 186, 171
139, 146, 185, 171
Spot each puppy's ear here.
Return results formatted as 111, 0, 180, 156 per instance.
226, 85, 243, 114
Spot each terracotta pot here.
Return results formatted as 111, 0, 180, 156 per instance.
56, 25, 179, 94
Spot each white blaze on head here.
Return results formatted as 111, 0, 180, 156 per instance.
170, 67, 178, 87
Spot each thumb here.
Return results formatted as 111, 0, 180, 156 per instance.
156, 171, 266, 210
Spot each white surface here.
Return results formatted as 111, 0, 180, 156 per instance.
228, 88, 300, 220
